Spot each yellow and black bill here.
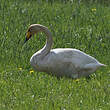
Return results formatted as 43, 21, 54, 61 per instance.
24, 31, 32, 43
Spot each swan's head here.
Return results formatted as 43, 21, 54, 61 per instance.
24, 24, 44, 43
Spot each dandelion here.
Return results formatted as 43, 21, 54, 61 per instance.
92, 8, 96, 12
30, 70, 34, 74
75, 79, 80, 82
18, 67, 22, 70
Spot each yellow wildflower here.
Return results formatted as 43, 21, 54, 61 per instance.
92, 8, 96, 12
75, 79, 80, 82
30, 70, 34, 74
18, 68, 22, 70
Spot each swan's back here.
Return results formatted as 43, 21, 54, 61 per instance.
51, 48, 98, 65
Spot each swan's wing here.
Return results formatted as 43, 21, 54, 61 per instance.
36, 48, 99, 69
51, 48, 98, 65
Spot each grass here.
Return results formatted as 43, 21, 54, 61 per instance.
0, 0, 110, 110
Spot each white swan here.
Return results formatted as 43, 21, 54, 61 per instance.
24, 24, 105, 79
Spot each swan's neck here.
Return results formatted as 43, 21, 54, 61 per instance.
39, 28, 53, 57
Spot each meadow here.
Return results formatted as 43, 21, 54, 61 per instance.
0, 0, 110, 110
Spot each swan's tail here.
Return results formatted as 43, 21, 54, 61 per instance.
98, 63, 107, 67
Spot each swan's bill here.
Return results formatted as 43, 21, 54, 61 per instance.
24, 32, 32, 43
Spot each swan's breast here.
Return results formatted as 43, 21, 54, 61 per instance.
30, 54, 42, 71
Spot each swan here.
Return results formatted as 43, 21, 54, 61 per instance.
24, 24, 105, 79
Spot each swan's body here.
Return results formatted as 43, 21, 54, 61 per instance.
25, 24, 105, 79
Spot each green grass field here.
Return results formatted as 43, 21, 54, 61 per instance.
0, 0, 110, 110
